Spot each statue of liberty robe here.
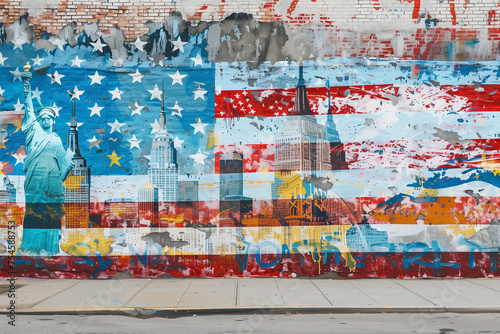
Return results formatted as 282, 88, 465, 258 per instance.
18, 85, 73, 255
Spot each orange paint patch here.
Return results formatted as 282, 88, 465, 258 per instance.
370, 196, 500, 225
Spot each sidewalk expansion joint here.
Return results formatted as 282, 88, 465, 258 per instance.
29, 280, 83, 309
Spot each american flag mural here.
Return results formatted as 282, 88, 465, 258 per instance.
1, 11, 500, 278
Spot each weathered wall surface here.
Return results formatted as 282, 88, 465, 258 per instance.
1, 0, 500, 278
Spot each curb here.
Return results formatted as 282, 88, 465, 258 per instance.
2, 306, 500, 318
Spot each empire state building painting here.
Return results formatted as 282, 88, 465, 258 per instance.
148, 83, 179, 205
63, 97, 91, 229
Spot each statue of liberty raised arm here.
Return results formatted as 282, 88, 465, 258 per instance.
18, 63, 74, 255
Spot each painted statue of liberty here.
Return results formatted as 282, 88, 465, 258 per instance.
18, 63, 74, 255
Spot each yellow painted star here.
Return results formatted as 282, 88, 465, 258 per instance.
0, 137, 7, 150
106, 150, 123, 168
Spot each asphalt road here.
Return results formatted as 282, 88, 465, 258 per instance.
2, 313, 500, 334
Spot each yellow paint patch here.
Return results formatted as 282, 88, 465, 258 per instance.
61, 229, 115, 256
260, 165, 268, 178
480, 154, 500, 176
444, 225, 478, 239
417, 188, 438, 198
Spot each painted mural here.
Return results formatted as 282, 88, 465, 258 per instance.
2, 4, 500, 278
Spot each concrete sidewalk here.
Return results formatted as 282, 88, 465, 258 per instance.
1, 278, 500, 317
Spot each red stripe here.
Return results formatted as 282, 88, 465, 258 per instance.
346, 138, 500, 169
215, 84, 500, 118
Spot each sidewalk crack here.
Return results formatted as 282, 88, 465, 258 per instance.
175, 279, 193, 308
311, 281, 333, 306
393, 280, 440, 307
235, 279, 239, 307
30, 280, 83, 309
274, 279, 286, 306
466, 278, 500, 293
347, 280, 384, 307
122, 279, 153, 308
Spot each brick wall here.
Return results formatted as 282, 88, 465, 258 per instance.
2, 1, 500, 60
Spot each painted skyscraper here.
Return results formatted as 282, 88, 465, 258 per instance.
148, 82, 178, 203
64, 98, 91, 228
219, 151, 252, 226
274, 65, 331, 173
138, 185, 159, 227
323, 80, 348, 170
273, 64, 343, 225
178, 179, 199, 223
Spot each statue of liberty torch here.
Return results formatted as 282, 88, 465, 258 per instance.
18, 63, 74, 255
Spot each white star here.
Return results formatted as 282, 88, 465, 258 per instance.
127, 135, 142, 150
10, 68, 22, 82
51, 102, 62, 117
13, 38, 24, 50
190, 149, 208, 166
193, 88, 208, 101
14, 99, 23, 112
129, 69, 145, 83
190, 118, 208, 135
111, 57, 125, 67
148, 84, 162, 100
87, 135, 102, 149
129, 101, 144, 116
107, 119, 125, 134
168, 70, 186, 86
88, 102, 104, 117
31, 87, 43, 100
0, 86, 5, 96
88, 71, 105, 85
0, 52, 8, 66
31, 55, 44, 66
149, 119, 160, 134
71, 56, 85, 67
190, 53, 203, 66
71, 86, 85, 100
169, 101, 183, 117
47, 70, 65, 85
90, 38, 107, 52
12, 151, 26, 165
66, 121, 83, 128
133, 37, 148, 51
172, 37, 188, 53
109, 87, 124, 100
173, 137, 184, 149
